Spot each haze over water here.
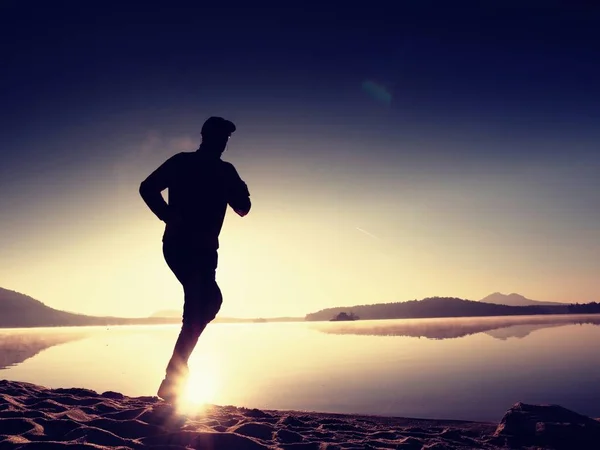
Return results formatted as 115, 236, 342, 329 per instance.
2, 315, 600, 422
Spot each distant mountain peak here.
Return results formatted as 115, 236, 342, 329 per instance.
480, 292, 565, 307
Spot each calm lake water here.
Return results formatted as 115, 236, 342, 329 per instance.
2, 314, 600, 422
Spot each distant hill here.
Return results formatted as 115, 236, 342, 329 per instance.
304, 296, 600, 322
150, 310, 304, 323
0, 287, 180, 328
150, 310, 180, 318
0, 288, 303, 328
479, 292, 566, 307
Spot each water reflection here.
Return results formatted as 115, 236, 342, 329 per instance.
0, 328, 88, 369
2, 317, 600, 421
312, 314, 600, 340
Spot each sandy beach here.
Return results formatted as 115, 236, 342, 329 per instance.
2, 380, 599, 449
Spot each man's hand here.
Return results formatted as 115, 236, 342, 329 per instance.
225, 162, 251, 217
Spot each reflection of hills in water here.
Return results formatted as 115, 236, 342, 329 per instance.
313, 315, 600, 341
483, 323, 571, 340
0, 331, 88, 370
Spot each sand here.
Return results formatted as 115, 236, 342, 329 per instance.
1, 379, 599, 449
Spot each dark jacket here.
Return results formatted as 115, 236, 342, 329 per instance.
140, 151, 251, 250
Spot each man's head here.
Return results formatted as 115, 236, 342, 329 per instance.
200, 116, 236, 156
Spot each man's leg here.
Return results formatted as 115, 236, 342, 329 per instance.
165, 322, 207, 378
159, 248, 221, 400
165, 251, 222, 375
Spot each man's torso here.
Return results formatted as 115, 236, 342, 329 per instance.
162, 152, 234, 250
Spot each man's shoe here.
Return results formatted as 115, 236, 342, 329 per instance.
157, 375, 185, 402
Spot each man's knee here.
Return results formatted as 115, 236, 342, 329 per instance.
181, 275, 222, 326
183, 301, 221, 327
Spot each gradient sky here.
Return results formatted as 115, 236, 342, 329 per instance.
1, 3, 599, 318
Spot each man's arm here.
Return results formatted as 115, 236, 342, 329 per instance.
139, 154, 180, 222
226, 163, 251, 217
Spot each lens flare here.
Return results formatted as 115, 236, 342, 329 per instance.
175, 367, 220, 414
362, 80, 392, 105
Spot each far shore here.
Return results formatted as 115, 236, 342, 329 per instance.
0, 314, 600, 330
3, 312, 600, 330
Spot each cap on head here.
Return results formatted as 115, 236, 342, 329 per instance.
201, 116, 236, 138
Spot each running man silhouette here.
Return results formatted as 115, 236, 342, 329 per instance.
139, 117, 251, 401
